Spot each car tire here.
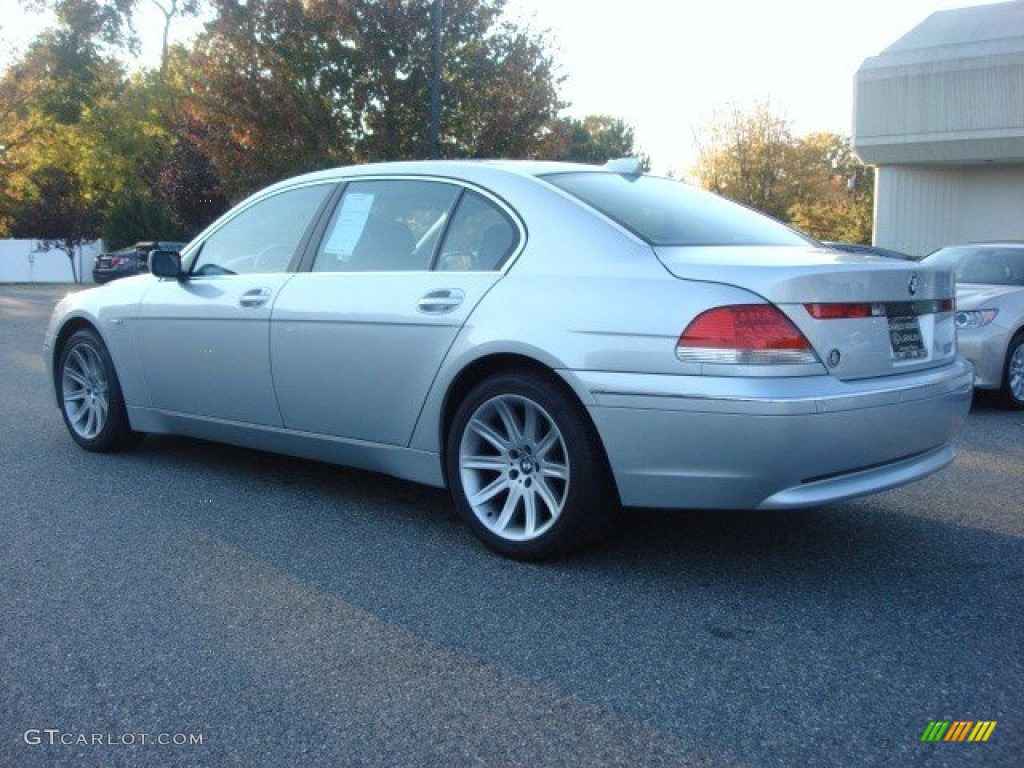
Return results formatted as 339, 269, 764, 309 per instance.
1003, 331, 1024, 410
445, 370, 617, 560
57, 329, 142, 452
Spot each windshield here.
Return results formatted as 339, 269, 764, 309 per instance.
542, 172, 813, 247
922, 246, 1024, 286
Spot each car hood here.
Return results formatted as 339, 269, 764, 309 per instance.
54, 274, 154, 323
955, 283, 1024, 309
653, 245, 954, 303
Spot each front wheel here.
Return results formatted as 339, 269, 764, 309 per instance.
446, 371, 616, 560
57, 328, 141, 451
1004, 332, 1024, 409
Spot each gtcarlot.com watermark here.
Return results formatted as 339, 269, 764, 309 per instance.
24, 729, 203, 747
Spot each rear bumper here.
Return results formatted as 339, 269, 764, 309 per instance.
576, 358, 974, 510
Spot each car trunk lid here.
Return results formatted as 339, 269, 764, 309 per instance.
655, 245, 958, 381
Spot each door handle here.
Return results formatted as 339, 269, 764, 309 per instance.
239, 287, 272, 308
417, 289, 465, 314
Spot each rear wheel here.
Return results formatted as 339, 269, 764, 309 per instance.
446, 371, 616, 560
58, 329, 141, 451
1004, 331, 1024, 409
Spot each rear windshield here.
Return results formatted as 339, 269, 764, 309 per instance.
543, 172, 812, 247
922, 246, 1024, 286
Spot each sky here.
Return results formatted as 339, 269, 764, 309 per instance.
504, 0, 1003, 173
0, 0, 1006, 173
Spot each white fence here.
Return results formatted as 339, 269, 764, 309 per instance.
0, 239, 103, 284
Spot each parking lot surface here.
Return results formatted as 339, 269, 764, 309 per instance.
2, 284, 1022, 766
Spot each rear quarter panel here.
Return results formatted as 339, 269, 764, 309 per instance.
408, 236, 798, 454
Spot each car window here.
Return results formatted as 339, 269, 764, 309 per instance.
189, 184, 333, 276
313, 180, 460, 272
543, 172, 812, 247
923, 246, 1024, 285
435, 190, 519, 271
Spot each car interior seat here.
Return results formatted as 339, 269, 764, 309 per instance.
351, 217, 416, 270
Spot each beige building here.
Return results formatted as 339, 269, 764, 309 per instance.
853, 1, 1024, 257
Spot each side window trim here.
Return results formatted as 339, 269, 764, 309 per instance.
295, 182, 347, 273
427, 187, 465, 271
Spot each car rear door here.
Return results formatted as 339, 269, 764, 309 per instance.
271, 178, 521, 445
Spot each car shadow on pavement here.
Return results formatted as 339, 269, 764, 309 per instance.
81, 429, 1024, 766
134, 429, 1018, 574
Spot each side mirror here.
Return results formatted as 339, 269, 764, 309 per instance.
149, 249, 183, 280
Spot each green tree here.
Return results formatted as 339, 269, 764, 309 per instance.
1, 13, 189, 248
148, 0, 201, 73
21, 0, 175, 52
0, 47, 47, 234
430, 0, 562, 159
24, 0, 135, 39
22, 0, 205, 72
693, 102, 873, 241
176, 0, 563, 201
101, 189, 188, 248
175, 0, 358, 200
156, 122, 230, 236
8, 165, 101, 282
544, 114, 647, 166
4, 0, 636, 250
0, 31, 125, 243
693, 99, 797, 220
786, 132, 873, 244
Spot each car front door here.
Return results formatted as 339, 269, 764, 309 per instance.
271, 179, 522, 445
135, 182, 336, 426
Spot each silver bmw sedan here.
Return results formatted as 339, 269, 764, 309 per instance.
44, 159, 973, 559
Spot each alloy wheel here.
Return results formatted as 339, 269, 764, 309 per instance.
61, 342, 110, 441
458, 394, 570, 542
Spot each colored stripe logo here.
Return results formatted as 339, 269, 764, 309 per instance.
921, 721, 997, 742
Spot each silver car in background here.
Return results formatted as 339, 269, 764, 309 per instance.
44, 160, 973, 559
921, 242, 1024, 408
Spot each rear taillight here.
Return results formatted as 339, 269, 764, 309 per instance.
676, 305, 819, 365
804, 303, 875, 319
805, 299, 955, 319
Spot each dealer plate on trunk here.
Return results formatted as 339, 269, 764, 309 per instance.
889, 316, 926, 360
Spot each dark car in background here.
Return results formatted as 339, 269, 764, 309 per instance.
92, 241, 187, 284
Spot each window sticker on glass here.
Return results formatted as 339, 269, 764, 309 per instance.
323, 193, 375, 260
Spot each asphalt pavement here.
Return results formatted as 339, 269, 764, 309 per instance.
2, 284, 1022, 767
